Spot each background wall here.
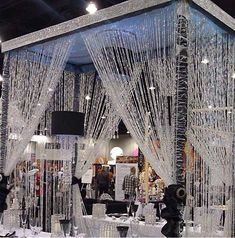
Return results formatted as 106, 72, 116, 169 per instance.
97, 134, 138, 163
109, 135, 138, 158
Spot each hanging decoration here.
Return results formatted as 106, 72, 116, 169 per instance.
185, 7, 235, 237
82, 5, 177, 185
75, 72, 120, 179
5, 69, 120, 232
2, 35, 75, 176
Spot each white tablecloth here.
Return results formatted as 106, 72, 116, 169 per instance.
83, 215, 165, 237
1, 228, 74, 237
0, 228, 51, 237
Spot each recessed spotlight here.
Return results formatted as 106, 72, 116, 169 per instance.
208, 105, 212, 109
232, 73, 235, 79
201, 58, 209, 64
101, 116, 106, 119
149, 86, 155, 90
86, 1, 97, 14
85, 95, 91, 100
37, 103, 41, 106
228, 110, 232, 114
48, 88, 53, 92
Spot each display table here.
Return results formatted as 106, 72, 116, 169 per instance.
0, 217, 165, 237
83, 215, 165, 237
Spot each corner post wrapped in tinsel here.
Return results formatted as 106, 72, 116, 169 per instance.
161, 1, 188, 237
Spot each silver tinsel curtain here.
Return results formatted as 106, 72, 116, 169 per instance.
1, 36, 74, 175
82, 4, 177, 186
184, 6, 235, 237
82, 1, 234, 236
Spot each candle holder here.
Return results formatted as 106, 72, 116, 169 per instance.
116, 226, 129, 238
59, 219, 71, 238
51, 214, 65, 236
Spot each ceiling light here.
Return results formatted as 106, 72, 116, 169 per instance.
126, 131, 130, 134
232, 73, 235, 79
48, 88, 53, 92
85, 95, 91, 100
0, 75, 3, 82
228, 110, 232, 114
37, 103, 41, 106
149, 86, 155, 90
208, 105, 212, 109
201, 58, 209, 64
101, 116, 106, 119
86, 1, 97, 14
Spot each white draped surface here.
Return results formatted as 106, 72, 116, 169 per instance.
83, 215, 165, 237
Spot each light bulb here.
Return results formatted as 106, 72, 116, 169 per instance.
232, 73, 235, 79
208, 105, 212, 109
85, 95, 91, 100
149, 86, 155, 90
201, 58, 209, 64
101, 116, 106, 119
86, 2, 97, 14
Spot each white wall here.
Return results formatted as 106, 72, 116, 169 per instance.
108, 134, 138, 158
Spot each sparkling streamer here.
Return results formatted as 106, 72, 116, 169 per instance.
185, 6, 234, 237
82, 5, 177, 185
3, 35, 75, 175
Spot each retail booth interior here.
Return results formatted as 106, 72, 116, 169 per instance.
0, 0, 234, 237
